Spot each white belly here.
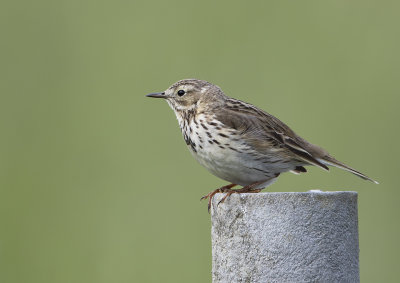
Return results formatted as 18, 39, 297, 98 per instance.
180, 115, 287, 187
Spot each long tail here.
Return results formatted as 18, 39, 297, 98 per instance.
318, 155, 379, 184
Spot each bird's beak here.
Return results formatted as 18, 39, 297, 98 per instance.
146, 92, 166, 99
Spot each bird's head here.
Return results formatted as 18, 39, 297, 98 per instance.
146, 79, 225, 112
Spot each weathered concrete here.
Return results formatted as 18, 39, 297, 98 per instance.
211, 191, 359, 283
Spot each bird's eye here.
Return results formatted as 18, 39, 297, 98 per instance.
177, 90, 186, 96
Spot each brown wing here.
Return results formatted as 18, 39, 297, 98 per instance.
214, 99, 330, 171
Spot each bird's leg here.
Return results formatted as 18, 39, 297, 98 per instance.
200, 183, 237, 213
217, 180, 266, 206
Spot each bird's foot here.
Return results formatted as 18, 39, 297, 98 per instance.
200, 183, 237, 213
217, 181, 266, 207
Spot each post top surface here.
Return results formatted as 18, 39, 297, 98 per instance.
213, 190, 358, 197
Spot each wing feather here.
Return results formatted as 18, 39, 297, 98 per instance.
212, 97, 377, 183
215, 100, 329, 170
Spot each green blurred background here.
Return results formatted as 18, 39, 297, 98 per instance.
1, 0, 399, 282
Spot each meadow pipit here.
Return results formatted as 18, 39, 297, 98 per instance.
146, 79, 378, 211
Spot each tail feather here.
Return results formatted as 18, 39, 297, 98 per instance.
318, 156, 379, 184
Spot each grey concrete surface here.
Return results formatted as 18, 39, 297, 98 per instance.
211, 191, 359, 283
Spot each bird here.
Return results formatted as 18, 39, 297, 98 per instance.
146, 79, 378, 211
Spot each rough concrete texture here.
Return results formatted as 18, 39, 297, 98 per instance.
211, 191, 359, 283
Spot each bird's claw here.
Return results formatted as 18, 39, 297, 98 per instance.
200, 184, 238, 213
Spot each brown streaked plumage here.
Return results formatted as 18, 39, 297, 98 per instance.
146, 79, 378, 211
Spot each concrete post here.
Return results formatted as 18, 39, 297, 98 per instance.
211, 191, 359, 283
